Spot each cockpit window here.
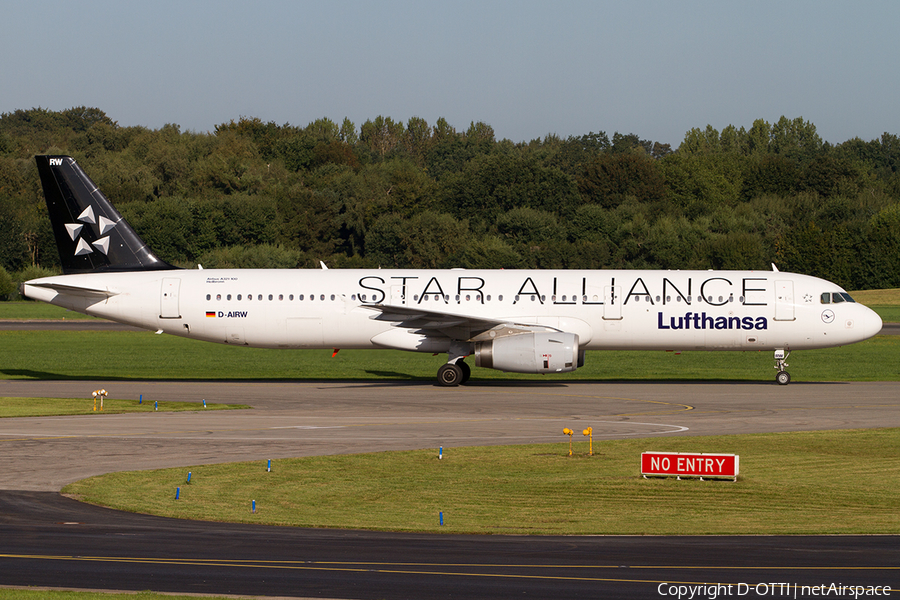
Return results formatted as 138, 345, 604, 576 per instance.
821, 292, 856, 304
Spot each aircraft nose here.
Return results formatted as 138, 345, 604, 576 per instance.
861, 307, 883, 340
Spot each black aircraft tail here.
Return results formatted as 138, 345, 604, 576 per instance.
36, 155, 177, 274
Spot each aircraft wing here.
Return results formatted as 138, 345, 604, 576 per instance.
360, 303, 557, 341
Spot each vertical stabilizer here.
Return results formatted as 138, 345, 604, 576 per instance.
36, 155, 176, 274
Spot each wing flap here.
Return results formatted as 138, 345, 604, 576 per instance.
360, 303, 557, 341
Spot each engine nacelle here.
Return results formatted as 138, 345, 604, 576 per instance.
474, 332, 583, 374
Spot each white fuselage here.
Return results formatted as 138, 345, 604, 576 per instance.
24, 268, 883, 354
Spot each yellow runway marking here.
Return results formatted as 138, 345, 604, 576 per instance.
0, 553, 897, 588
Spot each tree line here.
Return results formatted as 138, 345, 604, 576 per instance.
1, 106, 899, 298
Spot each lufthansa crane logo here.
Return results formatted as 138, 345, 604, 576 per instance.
821, 309, 835, 324
65, 205, 117, 256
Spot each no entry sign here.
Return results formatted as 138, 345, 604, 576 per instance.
641, 452, 739, 481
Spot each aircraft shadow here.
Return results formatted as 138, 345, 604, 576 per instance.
0, 369, 850, 387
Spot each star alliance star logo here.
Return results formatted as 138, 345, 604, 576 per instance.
65, 205, 117, 256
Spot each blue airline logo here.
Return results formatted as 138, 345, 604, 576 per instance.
658, 312, 767, 330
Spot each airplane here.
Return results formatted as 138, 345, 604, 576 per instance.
23, 155, 883, 386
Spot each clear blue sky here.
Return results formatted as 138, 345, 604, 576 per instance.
3, 0, 897, 147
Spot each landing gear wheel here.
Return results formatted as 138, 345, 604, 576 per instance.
458, 361, 471, 384
773, 349, 791, 386
437, 363, 464, 387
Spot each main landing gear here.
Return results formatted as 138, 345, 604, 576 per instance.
774, 349, 791, 385
437, 360, 471, 387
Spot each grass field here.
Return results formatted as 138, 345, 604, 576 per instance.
0, 397, 246, 418
0, 301, 97, 320
1, 329, 898, 382
63, 428, 900, 536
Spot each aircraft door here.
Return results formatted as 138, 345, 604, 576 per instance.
160, 277, 181, 319
603, 286, 622, 320
775, 280, 795, 321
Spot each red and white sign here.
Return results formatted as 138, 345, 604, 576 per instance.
641, 452, 739, 480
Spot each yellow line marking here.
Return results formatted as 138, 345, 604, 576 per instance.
0, 553, 897, 588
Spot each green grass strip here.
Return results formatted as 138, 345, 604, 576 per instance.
0, 301, 97, 320
64, 428, 900, 535
2, 330, 899, 382
0, 397, 246, 418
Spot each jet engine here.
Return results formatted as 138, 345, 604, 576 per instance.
474, 332, 583, 374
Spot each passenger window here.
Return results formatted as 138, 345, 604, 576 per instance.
268, 294, 273, 301
258, 295, 263, 301
216, 294, 221, 301
206, 294, 211, 301
237, 294, 242, 300
299, 294, 304, 301
279, 294, 283, 301
227, 294, 232, 301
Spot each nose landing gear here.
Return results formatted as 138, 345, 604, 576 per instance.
774, 349, 791, 385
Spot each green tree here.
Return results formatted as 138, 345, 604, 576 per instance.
458, 235, 524, 269
661, 152, 743, 211
442, 153, 580, 223
770, 116, 822, 159
276, 184, 340, 256
577, 153, 667, 208
0, 265, 15, 299
360, 116, 405, 160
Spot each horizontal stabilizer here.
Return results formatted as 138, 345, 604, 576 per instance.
25, 281, 118, 298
